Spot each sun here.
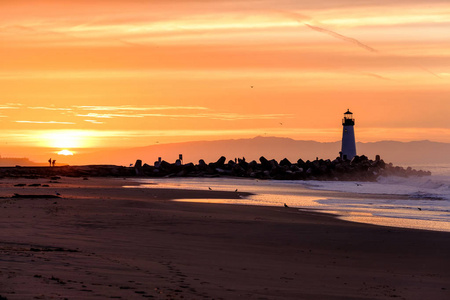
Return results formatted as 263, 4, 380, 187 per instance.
57, 149, 74, 156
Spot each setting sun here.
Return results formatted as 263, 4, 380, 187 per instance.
57, 149, 74, 156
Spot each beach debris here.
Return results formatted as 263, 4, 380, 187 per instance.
55, 192, 61, 196
14, 183, 26, 187
417, 207, 422, 211
208, 187, 212, 190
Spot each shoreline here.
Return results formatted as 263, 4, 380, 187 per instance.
1, 177, 449, 299
130, 176, 450, 233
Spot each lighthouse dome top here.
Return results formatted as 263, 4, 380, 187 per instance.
342, 109, 355, 126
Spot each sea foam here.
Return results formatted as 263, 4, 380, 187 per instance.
304, 175, 450, 201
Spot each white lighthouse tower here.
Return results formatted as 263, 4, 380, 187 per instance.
340, 109, 357, 160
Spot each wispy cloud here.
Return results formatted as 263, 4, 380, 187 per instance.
76, 113, 144, 119
75, 105, 209, 111
84, 120, 104, 124
28, 106, 73, 111
71, 105, 291, 121
15, 121, 75, 124
185, 113, 294, 121
78, 112, 293, 121
0, 103, 22, 109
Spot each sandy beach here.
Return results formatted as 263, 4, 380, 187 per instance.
1, 177, 449, 300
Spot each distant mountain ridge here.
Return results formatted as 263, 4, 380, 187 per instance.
75, 137, 450, 166
0, 156, 39, 167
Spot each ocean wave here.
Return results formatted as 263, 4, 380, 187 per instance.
303, 175, 450, 200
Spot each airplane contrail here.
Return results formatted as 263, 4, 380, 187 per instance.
304, 23, 378, 53
363, 73, 392, 81
284, 12, 441, 79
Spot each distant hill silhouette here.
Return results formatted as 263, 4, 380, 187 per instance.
74, 137, 450, 166
0, 156, 39, 167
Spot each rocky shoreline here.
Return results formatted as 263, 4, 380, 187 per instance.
0, 155, 431, 181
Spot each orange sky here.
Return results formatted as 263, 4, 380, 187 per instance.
1, 0, 449, 161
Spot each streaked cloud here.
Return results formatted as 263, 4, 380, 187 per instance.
76, 113, 144, 119
28, 106, 73, 111
75, 105, 209, 111
0, 104, 22, 109
146, 113, 294, 121
77, 111, 293, 121
15, 120, 76, 124
84, 119, 104, 124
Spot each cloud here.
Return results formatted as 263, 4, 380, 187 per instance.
139, 112, 295, 121
84, 119, 104, 124
0, 104, 22, 109
15, 121, 76, 124
28, 106, 73, 111
194, 113, 294, 121
78, 111, 293, 121
76, 113, 144, 118
74, 105, 209, 111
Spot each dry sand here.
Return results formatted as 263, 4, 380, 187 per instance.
0, 177, 449, 300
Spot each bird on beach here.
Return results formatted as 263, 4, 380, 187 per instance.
284, 203, 289, 208
235, 189, 238, 192
208, 187, 212, 191
417, 207, 422, 211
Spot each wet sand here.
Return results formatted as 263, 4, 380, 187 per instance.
1, 177, 449, 299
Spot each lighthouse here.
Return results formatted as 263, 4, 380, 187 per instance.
340, 109, 357, 160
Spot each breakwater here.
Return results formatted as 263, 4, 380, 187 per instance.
0, 155, 430, 181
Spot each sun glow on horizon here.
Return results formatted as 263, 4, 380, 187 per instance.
57, 149, 73, 156
39, 130, 91, 149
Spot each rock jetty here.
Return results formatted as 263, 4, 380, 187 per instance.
137, 155, 429, 181
0, 155, 430, 181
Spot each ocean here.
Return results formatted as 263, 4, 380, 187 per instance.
129, 164, 450, 232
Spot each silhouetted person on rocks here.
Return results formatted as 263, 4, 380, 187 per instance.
52, 159, 56, 167
48, 158, 52, 167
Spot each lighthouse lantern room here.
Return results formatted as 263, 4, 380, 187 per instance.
340, 109, 357, 160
